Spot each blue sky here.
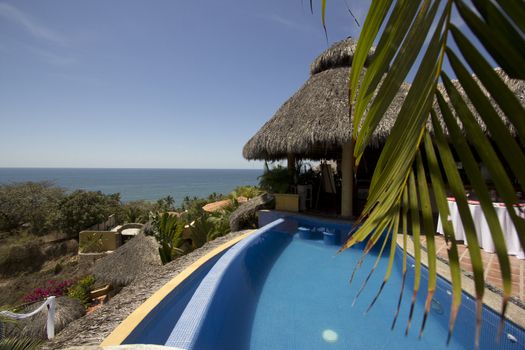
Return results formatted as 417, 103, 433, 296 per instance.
0, 1, 483, 169
0, 0, 369, 169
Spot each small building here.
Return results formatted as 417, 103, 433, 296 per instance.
243, 37, 523, 218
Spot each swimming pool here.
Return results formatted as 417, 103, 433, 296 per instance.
111, 216, 524, 349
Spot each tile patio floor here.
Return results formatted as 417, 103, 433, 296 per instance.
420, 235, 524, 303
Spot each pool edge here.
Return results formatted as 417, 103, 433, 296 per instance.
101, 230, 256, 347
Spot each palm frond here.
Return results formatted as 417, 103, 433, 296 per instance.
0, 338, 41, 350
333, 0, 525, 348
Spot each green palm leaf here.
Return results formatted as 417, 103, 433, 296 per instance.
316, 0, 525, 347
0, 338, 41, 350
422, 131, 462, 344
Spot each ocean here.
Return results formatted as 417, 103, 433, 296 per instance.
0, 168, 263, 204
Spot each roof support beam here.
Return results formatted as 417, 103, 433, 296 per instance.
287, 153, 296, 182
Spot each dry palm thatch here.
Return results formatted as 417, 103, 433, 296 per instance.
229, 193, 274, 232
243, 37, 407, 161
92, 233, 161, 287
310, 36, 374, 75
243, 38, 524, 162
5, 297, 85, 340
433, 68, 524, 137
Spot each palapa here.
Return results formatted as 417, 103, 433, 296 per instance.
92, 233, 161, 287
243, 37, 407, 161
243, 37, 524, 162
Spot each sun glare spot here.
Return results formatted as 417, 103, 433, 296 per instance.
322, 329, 338, 343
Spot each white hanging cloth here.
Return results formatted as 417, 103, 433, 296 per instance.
0, 296, 56, 339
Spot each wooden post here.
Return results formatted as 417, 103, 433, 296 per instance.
287, 153, 296, 175
287, 153, 296, 188
341, 142, 354, 218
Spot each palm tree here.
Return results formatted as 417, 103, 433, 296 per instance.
151, 212, 184, 264
164, 195, 175, 210
319, 0, 524, 348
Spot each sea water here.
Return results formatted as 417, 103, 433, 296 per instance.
0, 168, 262, 203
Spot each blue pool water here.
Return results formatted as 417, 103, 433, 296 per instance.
121, 216, 525, 349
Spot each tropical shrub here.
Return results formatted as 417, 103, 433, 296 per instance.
188, 199, 238, 249
150, 213, 185, 264
67, 275, 95, 306
230, 186, 263, 199
189, 213, 214, 250
57, 190, 121, 236
258, 163, 293, 194
121, 200, 156, 223
22, 280, 74, 303
206, 192, 224, 201
181, 197, 209, 222
0, 337, 42, 350
207, 213, 231, 241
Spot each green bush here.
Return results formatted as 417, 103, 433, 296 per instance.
189, 199, 238, 248
189, 213, 214, 250
121, 201, 151, 223
258, 163, 293, 194
0, 337, 42, 350
181, 197, 208, 222
231, 186, 263, 199
67, 275, 95, 306
149, 213, 185, 264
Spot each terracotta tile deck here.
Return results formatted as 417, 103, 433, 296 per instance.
420, 235, 524, 303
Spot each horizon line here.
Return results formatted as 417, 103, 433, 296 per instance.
0, 166, 263, 170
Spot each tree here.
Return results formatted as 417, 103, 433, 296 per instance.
323, 0, 524, 348
57, 190, 121, 236
155, 195, 175, 212
121, 200, 157, 223
0, 182, 64, 234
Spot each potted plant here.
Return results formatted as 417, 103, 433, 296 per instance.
258, 163, 299, 212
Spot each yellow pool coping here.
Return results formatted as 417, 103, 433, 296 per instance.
101, 230, 256, 347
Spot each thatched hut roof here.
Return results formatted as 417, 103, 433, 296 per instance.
434, 68, 523, 137
310, 37, 374, 75
243, 38, 524, 162
93, 233, 161, 287
243, 37, 406, 161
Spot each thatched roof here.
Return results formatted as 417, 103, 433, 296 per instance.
243, 37, 407, 161
93, 233, 161, 287
434, 68, 523, 137
244, 37, 525, 162
229, 194, 274, 232
310, 37, 374, 75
